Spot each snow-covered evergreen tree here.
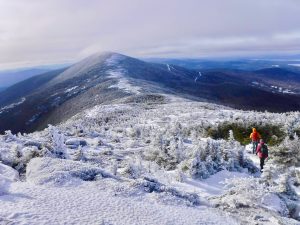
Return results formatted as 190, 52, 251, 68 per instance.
49, 125, 67, 159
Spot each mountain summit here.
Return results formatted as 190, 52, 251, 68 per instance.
0, 52, 198, 133
1, 52, 300, 133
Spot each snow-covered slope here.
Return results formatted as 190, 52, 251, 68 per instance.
0, 52, 200, 134
0, 96, 299, 224
2, 52, 300, 135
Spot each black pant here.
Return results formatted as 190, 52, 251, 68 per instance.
260, 157, 265, 171
252, 141, 258, 154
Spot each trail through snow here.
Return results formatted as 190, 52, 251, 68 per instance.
0, 99, 299, 224
245, 144, 262, 171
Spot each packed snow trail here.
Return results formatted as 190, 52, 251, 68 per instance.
245, 144, 263, 175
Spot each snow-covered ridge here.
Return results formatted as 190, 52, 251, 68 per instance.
107, 68, 141, 94
106, 55, 141, 94
47, 52, 122, 86
105, 53, 126, 67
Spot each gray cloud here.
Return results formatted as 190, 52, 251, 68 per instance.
0, 0, 300, 69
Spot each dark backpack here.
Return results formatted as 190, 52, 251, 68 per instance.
261, 144, 268, 157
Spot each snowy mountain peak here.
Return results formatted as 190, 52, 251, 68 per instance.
1, 52, 300, 134
47, 52, 126, 86
105, 52, 127, 67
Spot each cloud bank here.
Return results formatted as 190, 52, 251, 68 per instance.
0, 0, 300, 69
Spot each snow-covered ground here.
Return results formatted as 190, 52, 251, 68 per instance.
1, 174, 238, 225
0, 97, 299, 224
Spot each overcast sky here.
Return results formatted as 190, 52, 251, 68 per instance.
0, 0, 300, 69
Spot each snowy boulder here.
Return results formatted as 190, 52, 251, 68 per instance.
0, 163, 19, 195
65, 138, 87, 147
26, 157, 114, 186
0, 163, 19, 182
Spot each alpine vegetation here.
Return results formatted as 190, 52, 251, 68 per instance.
0, 95, 300, 224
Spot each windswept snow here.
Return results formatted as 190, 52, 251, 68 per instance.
282, 89, 295, 94
270, 85, 296, 94
105, 53, 126, 66
107, 69, 141, 94
65, 86, 79, 93
106, 55, 141, 94
261, 193, 288, 215
0, 180, 239, 225
195, 72, 202, 82
166, 64, 171, 71
26, 113, 41, 125
172, 170, 251, 198
0, 98, 26, 114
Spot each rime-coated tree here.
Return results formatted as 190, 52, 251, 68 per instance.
48, 125, 67, 159
228, 130, 234, 142
261, 164, 277, 186
169, 134, 184, 163
205, 155, 217, 174
272, 134, 300, 168
122, 161, 141, 179
73, 146, 85, 161
11, 144, 22, 171
263, 134, 300, 205
189, 150, 209, 179
4, 130, 17, 142
175, 170, 185, 182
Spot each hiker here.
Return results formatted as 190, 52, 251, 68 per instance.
256, 139, 268, 172
250, 128, 261, 154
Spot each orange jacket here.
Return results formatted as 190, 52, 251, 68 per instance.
250, 128, 261, 141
